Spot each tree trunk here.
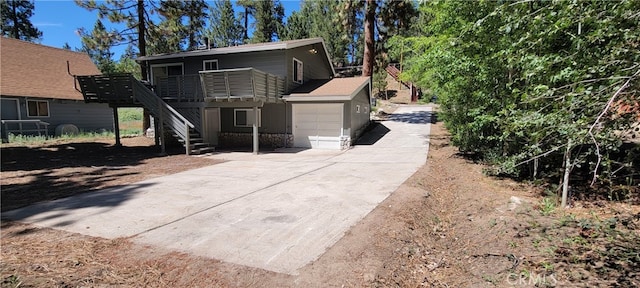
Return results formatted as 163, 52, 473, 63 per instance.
11, 2, 18, 39
137, 0, 151, 134
362, 0, 375, 77
561, 139, 573, 208
244, 8, 249, 40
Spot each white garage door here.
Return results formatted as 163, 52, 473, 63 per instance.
293, 103, 343, 149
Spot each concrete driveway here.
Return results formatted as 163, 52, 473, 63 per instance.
3, 105, 433, 275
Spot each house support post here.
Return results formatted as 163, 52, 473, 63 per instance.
112, 107, 121, 147
253, 106, 259, 155
158, 98, 166, 156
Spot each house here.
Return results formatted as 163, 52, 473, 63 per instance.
76, 37, 371, 154
0, 37, 114, 140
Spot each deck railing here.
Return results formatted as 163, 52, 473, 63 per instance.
156, 74, 204, 102
199, 68, 285, 102
77, 74, 134, 103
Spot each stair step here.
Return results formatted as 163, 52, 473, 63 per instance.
187, 142, 210, 149
177, 138, 204, 143
189, 146, 216, 155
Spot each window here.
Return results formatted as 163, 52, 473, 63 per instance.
356, 105, 361, 113
27, 100, 49, 117
293, 58, 303, 84
234, 109, 261, 127
203, 60, 218, 71
150, 63, 183, 85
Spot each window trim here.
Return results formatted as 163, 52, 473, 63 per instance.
293, 58, 303, 84
26, 99, 50, 118
234, 108, 262, 127
202, 59, 219, 71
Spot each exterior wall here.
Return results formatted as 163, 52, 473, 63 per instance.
349, 86, 372, 140
143, 43, 333, 95
285, 45, 334, 93
146, 50, 287, 81
219, 102, 287, 134
1, 96, 113, 136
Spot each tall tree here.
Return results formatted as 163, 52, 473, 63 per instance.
151, 0, 186, 54
76, 0, 155, 132
149, 0, 208, 53
251, 0, 284, 43
208, 0, 243, 47
283, 0, 355, 67
362, 0, 376, 76
281, 9, 309, 41
183, 0, 208, 49
0, 0, 42, 41
337, 0, 364, 67
80, 19, 117, 74
237, 0, 255, 41
378, 0, 417, 39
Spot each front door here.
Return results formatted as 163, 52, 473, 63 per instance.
203, 108, 219, 146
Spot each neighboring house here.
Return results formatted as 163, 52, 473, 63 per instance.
76, 37, 371, 154
0, 37, 113, 140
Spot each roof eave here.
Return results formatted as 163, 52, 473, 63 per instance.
282, 95, 352, 102
136, 38, 328, 62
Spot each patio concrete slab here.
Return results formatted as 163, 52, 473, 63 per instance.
3, 105, 432, 275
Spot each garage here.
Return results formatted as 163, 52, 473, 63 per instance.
292, 103, 343, 149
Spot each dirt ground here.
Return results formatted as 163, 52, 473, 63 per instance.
2, 122, 639, 287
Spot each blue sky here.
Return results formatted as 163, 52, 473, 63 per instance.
31, 0, 301, 57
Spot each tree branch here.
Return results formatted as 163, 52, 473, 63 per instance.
587, 68, 640, 186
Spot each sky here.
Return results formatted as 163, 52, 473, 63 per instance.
31, 0, 301, 58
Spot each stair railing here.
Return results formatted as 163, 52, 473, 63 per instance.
130, 76, 195, 155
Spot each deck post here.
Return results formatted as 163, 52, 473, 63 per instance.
112, 107, 121, 147
185, 120, 191, 156
158, 98, 166, 155
253, 106, 259, 155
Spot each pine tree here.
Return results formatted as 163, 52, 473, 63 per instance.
81, 19, 117, 74
75, 0, 155, 132
362, 0, 376, 77
237, 0, 255, 42
336, 0, 363, 67
183, 0, 208, 49
251, 0, 284, 43
283, 0, 352, 67
151, 0, 185, 54
281, 9, 309, 41
1, 0, 42, 41
208, 0, 243, 47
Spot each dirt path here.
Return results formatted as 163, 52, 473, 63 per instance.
2, 122, 639, 287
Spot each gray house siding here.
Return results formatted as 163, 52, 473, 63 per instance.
1, 96, 113, 136
219, 103, 287, 134
146, 50, 288, 83
285, 45, 334, 93
350, 88, 371, 139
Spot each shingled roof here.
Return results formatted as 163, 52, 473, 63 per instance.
1, 37, 100, 100
284, 77, 370, 102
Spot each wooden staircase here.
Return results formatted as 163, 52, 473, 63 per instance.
385, 64, 419, 102
76, 74, 214, 155
172, 129, 214, 155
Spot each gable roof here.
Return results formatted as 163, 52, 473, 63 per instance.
0, 37, 100, 100
284, 77, 370, 102
136, 37, 335, 75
